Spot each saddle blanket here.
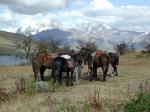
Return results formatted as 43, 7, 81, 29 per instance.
61, 55, 71, 59
67, 60, 75, 68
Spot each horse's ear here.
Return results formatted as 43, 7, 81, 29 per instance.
81, 47, 85, 50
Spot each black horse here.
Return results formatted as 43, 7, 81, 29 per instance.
51, 48, 93, 86
108, 52, 119, 76
51, 57, 74, 86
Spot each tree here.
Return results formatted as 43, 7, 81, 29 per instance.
76, 37, 97, 51
13, 34, 32, 61
114, 41, 128, 55
48, 37, 62, 53
143, 36, 150, 53
127, 39, 136, 52
34, 40, 50, 55
60, 44, 71, 53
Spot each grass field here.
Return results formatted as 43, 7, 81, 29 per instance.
0, 52, 150, 112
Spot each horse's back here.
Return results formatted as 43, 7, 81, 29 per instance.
93, 51, 110, 67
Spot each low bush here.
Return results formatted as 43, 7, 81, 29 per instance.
124, 81, 150, 112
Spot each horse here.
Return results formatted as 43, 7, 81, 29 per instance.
84, 51, 110, 81
32, 53, 57, 81
51, 48, 93, 86
108, 52, 119, 76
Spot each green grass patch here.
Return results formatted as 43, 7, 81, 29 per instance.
124, 93, 150, 112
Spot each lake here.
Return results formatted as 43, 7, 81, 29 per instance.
0, 56, 26, 66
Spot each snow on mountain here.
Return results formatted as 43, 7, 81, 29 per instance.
16, 19, 62, 35
76, 22, 113, 34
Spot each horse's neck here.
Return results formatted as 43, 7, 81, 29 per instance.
73, 51, 88, 64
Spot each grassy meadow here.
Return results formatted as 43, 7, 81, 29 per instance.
0, 52, 150, 112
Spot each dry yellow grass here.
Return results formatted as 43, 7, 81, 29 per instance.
0, 52, 150, 112
0, 66, 32, 75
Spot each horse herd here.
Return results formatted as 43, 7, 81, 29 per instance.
32, 48, 119, 86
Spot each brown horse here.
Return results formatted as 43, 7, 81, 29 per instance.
32, 53, 57, 81
84, 51, 110, 81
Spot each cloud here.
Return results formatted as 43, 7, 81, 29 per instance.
0, 0, 68, 14
90, 0, 114, 10
82, 3, 150, 32
0, 0, 150, 32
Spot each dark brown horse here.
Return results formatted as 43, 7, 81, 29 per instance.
32, 53, 57, 81
84, 51, 110, 81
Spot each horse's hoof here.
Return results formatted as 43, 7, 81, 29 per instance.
66, 83, 69, 86
89, 78, 93, 81
103, 79, 106, 82
111, 74, 114, 77
95, 78, 99, 81
71, 83, 74, 86
59, 82, 62, 85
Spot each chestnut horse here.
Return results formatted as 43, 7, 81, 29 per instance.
84, 51, 110, 81
32, 53, 57, 81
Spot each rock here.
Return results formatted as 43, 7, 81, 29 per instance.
35, 81, 49, 92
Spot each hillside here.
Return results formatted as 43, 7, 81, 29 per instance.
0, 31, 28, 55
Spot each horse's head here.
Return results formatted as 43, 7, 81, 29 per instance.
80, 47, 94, 56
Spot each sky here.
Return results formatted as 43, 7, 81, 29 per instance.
0, 0, 150, 32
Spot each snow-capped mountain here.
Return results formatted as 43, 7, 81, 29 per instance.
16, 20, 147, 51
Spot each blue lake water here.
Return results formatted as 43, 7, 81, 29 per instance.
0, 56, 26, 66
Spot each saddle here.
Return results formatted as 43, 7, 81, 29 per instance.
95, 51, 105, 56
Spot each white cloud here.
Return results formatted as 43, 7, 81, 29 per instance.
82, 3, 150, 32
0, 0, 150, 32
90, 0, 114, 10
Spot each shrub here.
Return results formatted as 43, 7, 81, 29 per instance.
124, 81, 150, 112
124, 93, 150, 112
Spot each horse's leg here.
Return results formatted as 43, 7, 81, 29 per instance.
93, 67, 98, 80
89, 67, 93, 81
34, 67, 41, 81
111, 64, 118, 76
34, 72, 38, 81
71, 70, 74, 86
58, 71, 62, 85
114, 65, 118, 76
40, 66, 45, 81
66, 71, 70, 86
94, 67, 97, 77
102, 65, 108, 82
111, 63, 115, 75
52, 69, 57, 84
